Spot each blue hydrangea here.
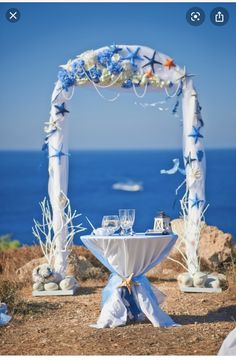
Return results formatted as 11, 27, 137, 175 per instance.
87, 65, 102, 83
121, 79, 133, 89
97, 49, 113, 67
107, 61, 123, 75
58, 69, 76, 91
71, 59, 85, 73
71, 60, 86, 79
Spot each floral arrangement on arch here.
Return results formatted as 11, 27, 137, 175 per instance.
57, 45, 177, 91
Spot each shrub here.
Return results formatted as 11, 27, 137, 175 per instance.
0, 234, 21, 252
0, 279, 20, 312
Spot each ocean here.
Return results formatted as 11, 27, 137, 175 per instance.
0, 150, 235, 246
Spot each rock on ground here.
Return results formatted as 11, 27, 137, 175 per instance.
16, 257, 46, 282
16, 251, 104, 283
171, 219, 235, 270
66, 253, 104, 280
147, 220, 235, 279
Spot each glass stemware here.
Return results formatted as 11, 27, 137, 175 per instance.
102, 215, 120, 235
119, 209, 135, 235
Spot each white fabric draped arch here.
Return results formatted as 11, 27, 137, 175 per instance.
44, 45, 206, 276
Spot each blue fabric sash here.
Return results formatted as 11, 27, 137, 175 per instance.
102, 272, 162, 321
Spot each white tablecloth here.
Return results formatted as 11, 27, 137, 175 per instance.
218, 327, 236, 355
81, 233, 178, 328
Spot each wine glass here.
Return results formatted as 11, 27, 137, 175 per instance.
102, 215, 120, 235
119, 209, 135, 235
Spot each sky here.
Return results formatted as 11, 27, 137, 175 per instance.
0, 2, 236, 150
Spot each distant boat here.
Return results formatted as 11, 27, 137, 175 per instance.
112, 181, 143, 192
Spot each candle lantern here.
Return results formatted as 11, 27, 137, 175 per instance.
153, 211, 172, 234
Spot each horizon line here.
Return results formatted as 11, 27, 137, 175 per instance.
0, 147, 236, 152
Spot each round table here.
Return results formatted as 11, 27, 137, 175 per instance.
80, 233, 178, 328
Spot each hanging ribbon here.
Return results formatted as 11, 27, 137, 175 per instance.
160, 158, 185, 176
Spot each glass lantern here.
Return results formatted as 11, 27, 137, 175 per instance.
153, 211, 172, 234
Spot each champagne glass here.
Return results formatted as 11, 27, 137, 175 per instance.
102, 215, 120, 235
119, 209, 135, 235
127, 209, 135, 235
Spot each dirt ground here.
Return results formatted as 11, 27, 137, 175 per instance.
1, 275, 236, 356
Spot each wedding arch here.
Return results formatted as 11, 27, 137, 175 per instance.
41, 44, 206, 277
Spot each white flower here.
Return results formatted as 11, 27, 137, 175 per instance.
140, 75, 148, 86
122, 60, 132, 72
100, 68, 111, 84
59, 59, 73, 72
77, 50, 96, 69
150, 75, 161, 87
111, 53, 120, 62
76, 78, 88, 86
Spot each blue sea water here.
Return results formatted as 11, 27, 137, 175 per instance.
0, 150, 235, 246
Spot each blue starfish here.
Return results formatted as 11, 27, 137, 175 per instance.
188, 126, 203, 144
109, 43, 123, 54
122, 47, 143, 67
190, 194, 204, 209
54, 103, 70, 116
142, 50, 162, 73
184, 152, 196, 167
49, 144, 70, 165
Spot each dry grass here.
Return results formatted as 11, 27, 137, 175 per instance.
0, 246, 42, 278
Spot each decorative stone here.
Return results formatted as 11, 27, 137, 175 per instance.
32, 264, 62, 284
59, 276, 78, 290
205, 275, 220, 289
177, 272, 193, 287
193, 272, 207, 288
33, 282, 44, 291
44, 282, 59, 291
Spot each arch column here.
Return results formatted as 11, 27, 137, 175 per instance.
182, 78, 206, 275
47, 81, 70, 275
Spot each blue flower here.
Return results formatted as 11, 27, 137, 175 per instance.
122, 79, 133, 89
58, 69, 76, 91
71, 60, 86, 79
87, 65, 102, 83
97, 49, 113, 67
71, 59, 85, 73
107, 61, 123, 75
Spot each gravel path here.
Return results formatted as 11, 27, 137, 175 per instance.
1, 278, 235, 355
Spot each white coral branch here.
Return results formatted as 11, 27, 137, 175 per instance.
32, 193, 85, 269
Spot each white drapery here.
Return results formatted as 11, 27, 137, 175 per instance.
46, 45, 206, 276
81, 234, 178, 328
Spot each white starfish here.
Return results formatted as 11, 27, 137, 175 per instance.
187, 167, 202, 187
44, 118, 61, 132
175, 66, 196, 82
